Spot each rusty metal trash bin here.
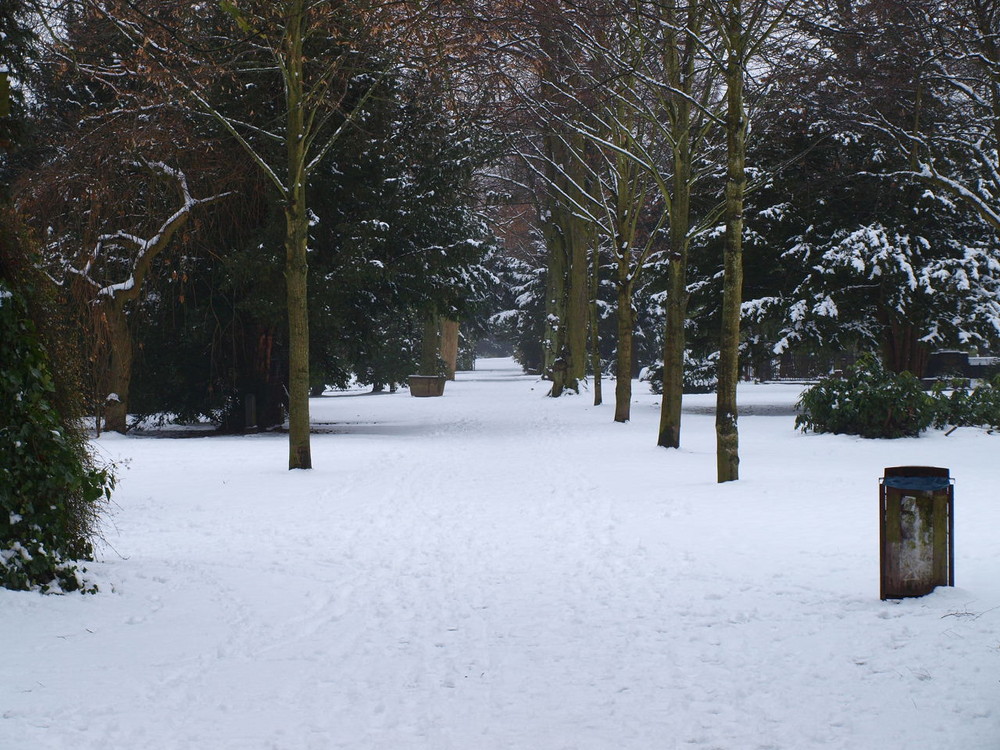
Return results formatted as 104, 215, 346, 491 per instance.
879, 466, 954, 600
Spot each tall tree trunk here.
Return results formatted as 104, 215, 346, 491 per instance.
284, 0, 311, 470
658, 149, 693, 449
540, 131, 591, 397
533, 19, 592, 396
566, 208, 590, 389
657, 6, 697, 449
614, 278, 634, 423
420, 314, 441, 375
101, 301, 133, 434
658, 256, 688, 447
541, 207, 590, 396
716, 17, 747, 483
590, 239, 603, 406
541, 206, 569, 396
440, 318, 459, 380
880, 317, 930, 376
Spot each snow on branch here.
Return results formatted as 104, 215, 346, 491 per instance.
65, 161, 229, 305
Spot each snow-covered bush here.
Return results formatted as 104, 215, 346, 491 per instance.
795, 354, 935, 438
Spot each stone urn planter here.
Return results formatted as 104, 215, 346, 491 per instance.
408, 375, 446, 397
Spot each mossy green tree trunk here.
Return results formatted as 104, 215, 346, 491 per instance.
420, 314, 442, 375
204, 1, 386, 466
658, 194, 690, 446
531, 13, 595, 398
709, 0, 792, 481
99, 301, 133, 434
657, 1, 707, 449
541, 200, 570, 392
613, 271, 635, 423
283, 0, 312, 469
566, 196, 591, 389
715, 3, 749, 483
606, 128, 661, 424
590, 239, 603, 406
540, 133, 592, 398
440, 318, 460, 380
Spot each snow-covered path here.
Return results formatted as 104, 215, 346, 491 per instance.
3, 358, 999, 749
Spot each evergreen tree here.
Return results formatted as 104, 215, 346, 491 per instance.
0, 0, 33, 153
747, 0, 1000, 375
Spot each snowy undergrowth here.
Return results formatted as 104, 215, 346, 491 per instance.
2, 358, 998, 749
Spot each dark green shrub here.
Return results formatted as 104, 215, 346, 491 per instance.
0, 283, 115, 591
795, 354, 935, 438
931, 376, 1000, 431
646, 351, 719, 395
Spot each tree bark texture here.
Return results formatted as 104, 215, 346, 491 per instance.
284, 0, 312, 470
590, 240, 603, 406
658, 256, 688, 448
541, 206, 568, 395
614, 278, 635, 423
716, 13, 747, 484
440, 318, 459, 380
420, 314, 442, 375
658, 162, 693, 449
880, 316, 930, 377
540, 133, 590, 397
534, 20, 591, 396
566, 176, 591, 387
99, 301, 132, 434
657, 4, 699, 449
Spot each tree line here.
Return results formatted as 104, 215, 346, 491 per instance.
483, 0, 1000, 480
3, 0, 1000, 481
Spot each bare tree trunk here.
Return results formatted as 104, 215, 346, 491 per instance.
532, 16, 592, 397
658, 260, 687, 447
657, 4, 699, 449
880, 317, 930, 376
285, 204, 311, 469
540, 129, 592, 397
101, 301, 133, 434
658, 163, 692, 449
567, 209, 590, 389
420, 314, 441, 375
716, 9, 748, 484
590, 239, 603, 406
541, 206, 569, 396
614, 278, 634, 423
440, 318, 459, 379
284, 0, 311, 470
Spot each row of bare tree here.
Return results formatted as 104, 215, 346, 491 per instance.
475, 0, 795, 481
480, 0, 1000, 481
7, 0, 1000, 481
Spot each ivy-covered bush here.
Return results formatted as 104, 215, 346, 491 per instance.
795, 354, 935, 438
0, 283, 114, 591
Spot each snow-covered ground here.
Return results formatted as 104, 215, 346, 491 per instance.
3, 357, 999, 749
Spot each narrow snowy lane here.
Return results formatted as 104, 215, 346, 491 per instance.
3, 358, 998, 749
